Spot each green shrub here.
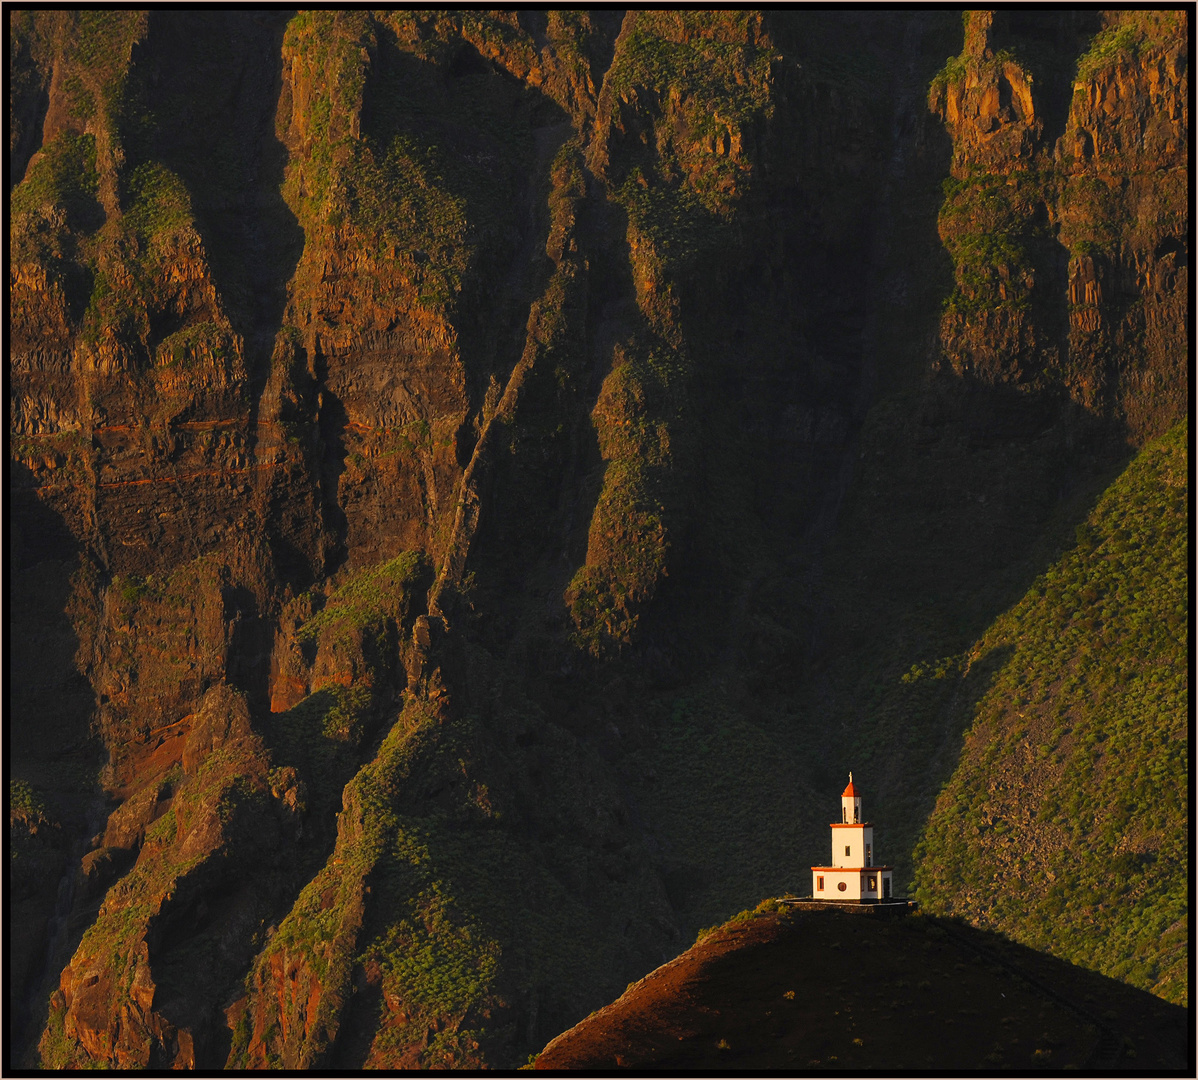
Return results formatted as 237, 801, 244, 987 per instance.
114, 574, 151, 605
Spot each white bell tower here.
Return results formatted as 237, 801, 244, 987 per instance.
812, 774, 894, 902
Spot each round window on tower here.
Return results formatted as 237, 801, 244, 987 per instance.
837, 882, 847, 892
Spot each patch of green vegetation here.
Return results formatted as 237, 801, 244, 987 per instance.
63, 72, 96, 121
321, 683, 373, 746
694, 898, 785, 945
70, 10, 145, 78
49, 717, 275, 1066
121, 161, 193, 243
929, 52, 968, 100
604, 11, 772, 220
153, 321, 233, 371
79, 264, 138, 346
111, 572, 155, 606
348, 134, 468, 250
10, 431, 93, 480
280, 10, 533, 326
342, 134, 471, 307
228, 1008, 253, 1068
1078, 23, 1141, 77
564, 335, 700, 658
1074, 23, 1141, 84
55, 10, 146, 127
72, 158, 200, 349
608, 11, 771, 130
297, 552, 428, 645
901, 655, 965, 684
1058, 176, 1122, 252
38, 998, 83, 1070
11, 132, 102, 232
280, 10, 374, 225
615, 168, 728, 268
565, 464, 668, 658
246, 688, 665, 1067
10, 779, 54, 834
364, 843, 501, 1022
913, 420, 1188, 1005
1073, 11, 1186, 83
938, 171, 1057, 314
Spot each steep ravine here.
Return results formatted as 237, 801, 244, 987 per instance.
9, 9, 1188, 1069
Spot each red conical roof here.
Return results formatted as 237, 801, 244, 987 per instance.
842, 780, 858, 797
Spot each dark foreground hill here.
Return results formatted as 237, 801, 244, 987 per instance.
535, 905, 1190, 1072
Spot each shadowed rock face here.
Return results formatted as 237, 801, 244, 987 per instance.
9, 9, 1187, 1070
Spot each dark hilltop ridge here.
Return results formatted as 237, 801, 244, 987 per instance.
9, 8, 1188, 1070
533, 904, 1190, 1072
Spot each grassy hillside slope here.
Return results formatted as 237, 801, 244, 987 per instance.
913, 420, 1188, 1004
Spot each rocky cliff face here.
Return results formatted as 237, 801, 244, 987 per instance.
10, 9, 1188, 1068
929, 9, 1187, 438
